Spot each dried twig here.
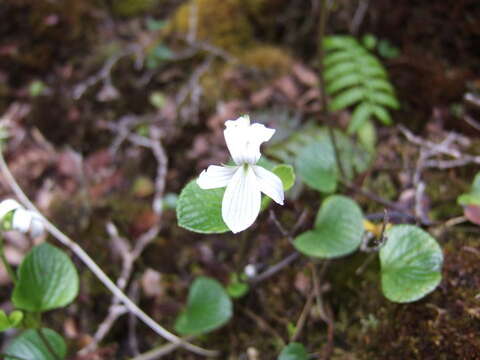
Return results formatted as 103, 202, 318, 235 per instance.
310, 262, 334, 360
175, 57, 213, 124
249, 252, 301, 285
130, 335, 197, 360
290, 290, 316, 342
399, 125, 480, 167
240, 306, 286, 347
73, 45, 142, 100
399, 124, 480, 225
128, 281, 141, 356
81, 123, 173, 354
350, 0, 370, 35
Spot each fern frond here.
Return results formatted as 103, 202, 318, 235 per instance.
323, 35, 399, 135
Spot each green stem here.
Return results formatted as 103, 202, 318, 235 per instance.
0, 235, 17, 283
36, 328, 61, 360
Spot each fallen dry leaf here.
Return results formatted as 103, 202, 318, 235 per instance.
292, 62, 318, 87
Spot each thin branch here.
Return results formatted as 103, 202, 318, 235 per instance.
290, 290, 316, 342
350, 0, 370, 35
130, 336, 197, 360
463, 114, 480, 132
72, 46, 141, 100
249, 252, 301, 285
310, 262, 334, 359
128, 281, 141, 356
240, 306, 286, 347
0, 151, 218, 357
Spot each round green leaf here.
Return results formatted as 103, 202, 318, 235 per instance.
380, 225, 443, 303
293, 195, 364, 258
278, 342, 308, 360
296, 139, 337, 193
12, 243, 79, 312
175, 276, 233, 336
176, 180, 228, 234
5, 328, 67, 360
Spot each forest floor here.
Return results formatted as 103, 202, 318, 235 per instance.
1, 0, 480, 359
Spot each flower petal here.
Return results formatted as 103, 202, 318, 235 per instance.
224, 115, 275, 165
12, 208, 32, 233
197, 165, 237, 189
253, 166, 284, 205
222, 165, 261, 233
0, 199, 22, 221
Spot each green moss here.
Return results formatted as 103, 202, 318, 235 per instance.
168, 0, 254, 53
113, 0, 161, 16
199, 45, 294, 105
240, 45, 293, 74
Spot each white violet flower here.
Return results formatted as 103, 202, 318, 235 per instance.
0, 199, 45, 238
197, 115, 284, 233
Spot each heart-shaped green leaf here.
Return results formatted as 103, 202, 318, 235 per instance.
293, 195, 364, 258
175, 276, 232, 336
12, 243, 79, 312
176, 180, 228, 234
5, 328, 67, 360
296, 139, 337, 193
0, 310, 23, 331
278, 342, 309, 360
380, 225, 443, 303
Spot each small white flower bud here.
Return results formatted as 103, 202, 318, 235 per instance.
244, 264, 257, 278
